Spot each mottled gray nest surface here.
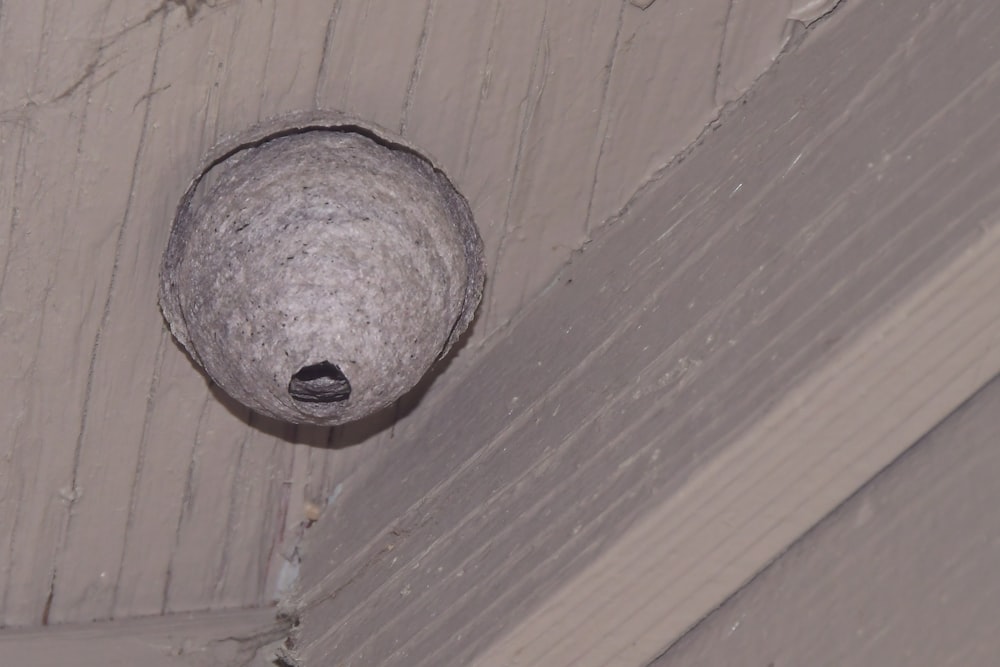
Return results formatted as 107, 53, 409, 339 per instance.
160, 111, 484, 426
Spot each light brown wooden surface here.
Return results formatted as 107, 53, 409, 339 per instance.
652, 374, 1000, 667
0, 0, 813, 630
281, 0, 1000, 663
0, 607, 288, 667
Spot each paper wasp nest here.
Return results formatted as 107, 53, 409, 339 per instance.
159, 111, 484, 426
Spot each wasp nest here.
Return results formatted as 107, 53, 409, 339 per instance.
159, 111, 484, 426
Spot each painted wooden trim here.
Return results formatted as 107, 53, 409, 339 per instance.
286, 0, 1000, 663
478, 214, 1000, 667
0, 608, 288, 667
652, 373, 1000, 666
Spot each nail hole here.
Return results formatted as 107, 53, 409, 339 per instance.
289, 361, 351, 403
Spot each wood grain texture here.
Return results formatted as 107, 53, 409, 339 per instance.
0, 0, 802, 629
0, 607, 288, 667
481, 225, 1000, 667
286, 0, 1000, 664
652, 374, 1000, 667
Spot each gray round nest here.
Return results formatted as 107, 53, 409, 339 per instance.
159, 111, 484, 426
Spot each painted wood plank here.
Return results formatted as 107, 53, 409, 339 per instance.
314, 0, 432, 133
112, 337, 205, 618
0, 0, 51, 626
653, 373, 1000, 667
42, 0, 334, 624
289, 0, 1000, 663
714, 0, 792, 104
425, 0, 548, 336
399, 0, 499, 173
0, 0, 162, 626
0, 607, 288, 667
0, 0, 840, 631
485, 0, 625, 332
46, 1, 199, 624
164, 401, 257, 612
483, 222, 1000, 666
585, 0, 730, 232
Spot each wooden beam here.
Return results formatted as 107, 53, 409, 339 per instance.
0, 0, 804, 627
289, 0, 1000, 664
653, 373, 1000, 666
0, 608, 288, 667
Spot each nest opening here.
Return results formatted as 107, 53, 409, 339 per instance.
288, 361, 351, 404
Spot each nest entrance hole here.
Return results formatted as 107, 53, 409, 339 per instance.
288, 361, 351, 403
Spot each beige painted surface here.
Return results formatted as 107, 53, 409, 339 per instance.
0, 607, 288, 666
477, 228, 1000, 667
281, 0, 1000, 663
652, 374, 1000, 667
0, 0, 812, 630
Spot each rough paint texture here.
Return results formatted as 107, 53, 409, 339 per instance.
653, 374, 1000, 667
285, 0, 1000, 663
0, 0, 845, 633
161, 113, 483, 425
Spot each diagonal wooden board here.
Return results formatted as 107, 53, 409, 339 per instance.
0, 0, 806, 628
289, 0, 1000, 664
0, 607, 288, 667
476, 206, 1000, 667
650, 369, 1000, 666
